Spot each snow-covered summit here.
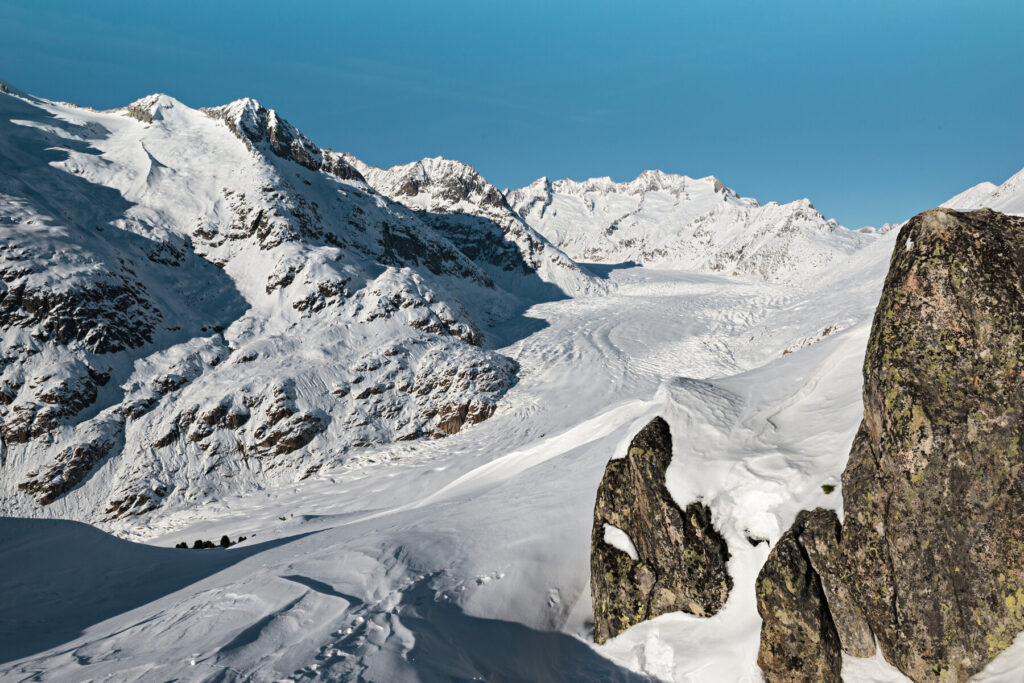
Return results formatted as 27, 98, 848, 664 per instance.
507, 170, 876, 284
340, 154, 598, 298
539, 169, 751, 203
942, 167, 1024, 215
203, 97, 365, 182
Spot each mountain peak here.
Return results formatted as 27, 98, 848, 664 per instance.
119, 93, 183, 124
0, 78, 26, 97
201, 98, 364, 182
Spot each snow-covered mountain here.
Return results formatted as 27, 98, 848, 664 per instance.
9, 78, 1024, 683
942, 167, 1024, 214
0, 84, 590, 522
341, 155, 597, 299
506, 170, 878, 283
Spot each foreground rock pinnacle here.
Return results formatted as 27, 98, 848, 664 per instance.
590, 416, 732, 644
758, 208, 1024, 682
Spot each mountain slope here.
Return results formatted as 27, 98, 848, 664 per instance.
942, 166, 1024, 214
341, 154, 598, 299
0, 86, 585, 523
507, 171, 878, 283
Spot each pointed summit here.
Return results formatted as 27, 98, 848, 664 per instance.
120, 93, 182, 124
202, 98, 364, 182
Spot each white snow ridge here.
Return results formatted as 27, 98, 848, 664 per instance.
2, 80, 1024, 682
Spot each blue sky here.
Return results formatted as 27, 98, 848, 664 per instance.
3, 0, 1022, 227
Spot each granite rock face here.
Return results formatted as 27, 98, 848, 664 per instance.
590, 416, 732, 644
839, 208, 1024, 680
758, 208, 1024, 682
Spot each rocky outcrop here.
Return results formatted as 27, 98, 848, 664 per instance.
758, 208, 1024, 682
202, 98, 365, 182
590, 416, 732, 644
756, 509, 842, 683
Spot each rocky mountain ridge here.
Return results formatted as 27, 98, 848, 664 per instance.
340, 154, 596, 299
0, 84, 559, 523
506, 169, 879, 283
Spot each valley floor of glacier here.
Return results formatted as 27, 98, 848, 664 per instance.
4, 261, 1024, 682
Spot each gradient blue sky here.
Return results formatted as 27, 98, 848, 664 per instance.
3, 0, 1022, 227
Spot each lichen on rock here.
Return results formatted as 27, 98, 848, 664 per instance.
756, 509, 843, 683
838, 208, 1024, 681
757, 208, 1024, 682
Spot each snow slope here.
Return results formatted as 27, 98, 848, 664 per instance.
2, 251, 910, 682
506, 171, 879, 283
942, 166, 1024, 214
0, 85, 592, 523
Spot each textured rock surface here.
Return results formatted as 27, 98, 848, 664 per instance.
756, 509, 842, 683
590, 416, 731, 644
758, 208, 1024, 682
798, 508, 875, 658
837, 207, 1024, 681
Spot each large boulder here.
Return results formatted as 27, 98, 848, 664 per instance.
590, 416, 732, 644
839, 208, 1024, 680
758, 208, 1024, 682
756, 509, 843, 683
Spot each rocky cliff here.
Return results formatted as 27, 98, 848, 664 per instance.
758, 208, 1024, 681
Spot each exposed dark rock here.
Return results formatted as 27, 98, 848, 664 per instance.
590, 416, 732, 644
18, 416, 125, 504
758, 209, 1024, 682
837, 208, 1024, 681
0, 272, 159, 353
202, 99, 366, 183
756, 510, 842, 683
798, 508, 875, 658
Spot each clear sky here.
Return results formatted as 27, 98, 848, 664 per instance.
3, 0, 1022, 227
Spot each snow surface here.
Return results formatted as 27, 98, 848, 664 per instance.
603, 523, 639, 561
3, 80, 1024, 681
506, 171, 879, 284
941, 168, 1024, 215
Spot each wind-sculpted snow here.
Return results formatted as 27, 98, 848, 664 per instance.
507, 170, 878, 283
0, 85, 544, 523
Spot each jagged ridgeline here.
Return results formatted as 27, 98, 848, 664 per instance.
0, 86, 581, 521
757, 208, 1024, 682
590, 416, 731, 643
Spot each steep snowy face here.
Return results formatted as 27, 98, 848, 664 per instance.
202, 97, 365, 183
343, 155, 597, 298
0, 87, 537, 523
942, 166, 1024, 215
507, 171, 878, 284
